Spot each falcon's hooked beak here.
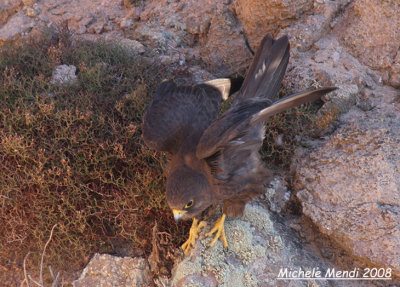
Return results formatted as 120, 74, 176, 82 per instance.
172, 209, 187, 222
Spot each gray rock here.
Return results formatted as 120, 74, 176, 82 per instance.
0, 0, 22, 11
134, 23, 183, 48
158, 54, 181, 65
295, 86, 400, 277
164, 15, 186, 31
184, 15, 210, 35
170, 200, 379, 287
87, 20, 106, 34
51, 65, 78, 86
67, 15, 93, 34
339, 0, 399, 71
0, 11, 36, 42
22, 0, 36, 6
119, 38, 145, 54
201, 11, 252, 76
120, 17, 134, 29
25, 7, 37, 17
338, 0, 399, 89
0, 0, 22, 26
281, 0, 350, 52
389, 52, 400, 88
262, 177, 291, 214
234, 0, 314, 48
73, 254, 150, 287
188, 66, 215, 83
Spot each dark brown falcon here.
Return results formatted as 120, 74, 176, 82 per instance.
142, 34, 336, 255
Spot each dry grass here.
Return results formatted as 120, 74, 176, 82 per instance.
0, 28, 189, 285
261, 99, 322, 168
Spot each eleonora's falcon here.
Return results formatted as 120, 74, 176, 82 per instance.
142, 34, 336, 256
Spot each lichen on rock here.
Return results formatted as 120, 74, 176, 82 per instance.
171, 201, 332, 286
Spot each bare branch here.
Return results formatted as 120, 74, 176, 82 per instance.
28, 275, 42, 287
21, 252, 31, 287
40, 224, 58, 286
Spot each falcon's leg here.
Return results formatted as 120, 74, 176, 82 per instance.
205, 192, 259, 248
205, 213, 228, 248
222, 190, 261, 217
181, 218, 207, 256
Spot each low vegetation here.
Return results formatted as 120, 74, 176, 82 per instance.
0, 28, 188, 285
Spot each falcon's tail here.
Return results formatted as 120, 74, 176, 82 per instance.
239, 34, 290, 101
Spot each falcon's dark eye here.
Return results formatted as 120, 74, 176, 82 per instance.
185, 200, 194, 209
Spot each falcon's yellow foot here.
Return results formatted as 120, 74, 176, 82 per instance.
205, 213, 228, 248
181, 218, 207, 256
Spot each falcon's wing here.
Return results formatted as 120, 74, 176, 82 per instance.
142, 79, 231, 154
195, 33, 336, 185
196, 87, 337, 160
196, 88, 336, 186
196, 34, 291, 160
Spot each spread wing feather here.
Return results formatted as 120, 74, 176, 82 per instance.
196, 34, 291, 160
196, 88, 336, 159
196, 33, 337, 188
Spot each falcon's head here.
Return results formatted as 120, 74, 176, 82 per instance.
166, 166, 213, 221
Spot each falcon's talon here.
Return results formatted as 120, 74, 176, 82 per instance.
206, 213, 228, 248
181, 218, 207, 256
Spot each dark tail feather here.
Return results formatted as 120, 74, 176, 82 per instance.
250, 87, 338, 126
239, 35, 290, 101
